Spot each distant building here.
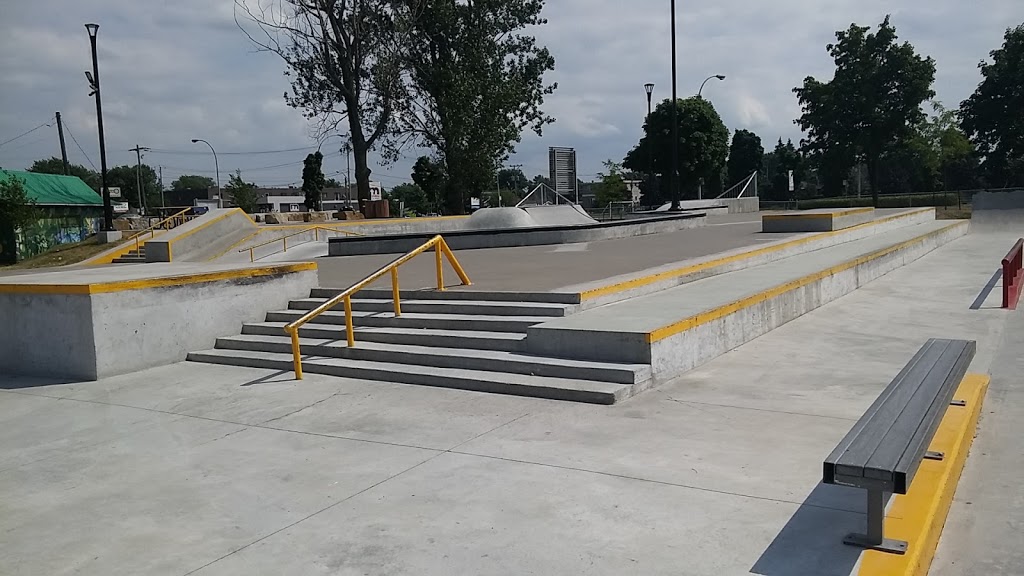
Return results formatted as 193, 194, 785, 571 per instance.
0, 170, 103, 264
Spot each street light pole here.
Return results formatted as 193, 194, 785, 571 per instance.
644, 83, 655, 206
191, 139, 221, 208
698, 74, 726, 98
85, 23, 113, 232
670, 0, 680, 211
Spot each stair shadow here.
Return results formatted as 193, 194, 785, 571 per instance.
970, 269, 1003, 310
241, 369, 297, 387
750, 483, 868, 576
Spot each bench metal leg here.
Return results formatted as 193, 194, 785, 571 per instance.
843, 489, 908, 555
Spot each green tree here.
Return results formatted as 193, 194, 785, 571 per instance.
498, 168, 530, 194
106, 164, 160, 211
623, 97, 729, 204
765, 139, 807, 200
324, 177, 343, 189
387, 183, 429, 216
727, 129, 764, 187
225, 170, 259, 213
595, 160, 629, 208
27, 157, 99, 190
170, 175, 215, 191
0, 175, 39, 232
960, 23, 1024, 187
301, 151, 326, 211
397, 0, 557, 214
238, 0, 412, 204
531, 174, 552, 189
795, 16, 936, 205
411, 156, 448, 214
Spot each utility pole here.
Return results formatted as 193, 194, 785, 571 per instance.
669, 0, 680, 210
158, 166, 165, 209
85, 23, 113, 232
55, 112, 69, 175
130, 145, 150, 216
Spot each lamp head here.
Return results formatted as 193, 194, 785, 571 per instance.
644, 83, 655, 95
85, 23, 99, 38
191, 139, 200, 143
715, 75, 726, 81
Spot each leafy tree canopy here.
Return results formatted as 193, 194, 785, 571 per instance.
28, 157, 99, 190
595, 160, 629, 208
411, 156, 447, 214
302, 151, 326, 212
0, 175, 39, 232
225, 169, 259, 214
727, 129, 764, 187
795, 15, 936, 204
170, 175, 215, 191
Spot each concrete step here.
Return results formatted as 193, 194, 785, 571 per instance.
216, 333, 651, 385
314, 287, 580, 305
186, 348, 635, 405
264, 309, 545, 333
289, 297, 572, 317
245, 321, 526, 352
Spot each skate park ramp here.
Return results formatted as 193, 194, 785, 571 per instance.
466, 205, 597, 230
971, 189, 1024, 232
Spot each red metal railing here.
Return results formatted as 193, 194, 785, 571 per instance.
1002, 238, 1024, 309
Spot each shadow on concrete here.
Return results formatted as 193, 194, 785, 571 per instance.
970, 269, 1003, 310
241, 369, 296, 387
0, 374, 80, 390
751, 483, 869, 576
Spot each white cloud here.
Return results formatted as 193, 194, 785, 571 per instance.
0, 0, 1020, 185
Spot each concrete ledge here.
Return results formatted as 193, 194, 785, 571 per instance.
0, 263, 317, 380
327, 212, 707, 256
145, 208, 257, 262
572, 208, 936, 309
763, 207, 875, 232
527, 220, 969, 378
857, 374, 989, 576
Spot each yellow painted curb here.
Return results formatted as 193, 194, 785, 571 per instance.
645, 220, 967, 343
580, 209, 935, 302
762, 207, 874, 220
858, 373, 989, 576
0, 262, 317, 296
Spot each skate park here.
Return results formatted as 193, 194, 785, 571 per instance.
1, 194, 1022, 576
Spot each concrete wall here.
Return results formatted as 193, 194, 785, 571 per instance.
146, 209, 257, 262
0, 267, 317, 381
971, 190, 1024, 232
526, 220, 968, 383
762, 208, 875, 233
673, 197, 759, 214
576, 208, 937, 309
328, 213, 707, 256
0, 292, 97, 379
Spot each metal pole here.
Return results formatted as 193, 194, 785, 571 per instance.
55, 112, 69, 175
130, 145, 150, 215
496, 167, 502, 207
86, 24, 113, 232
645, 85, 654, 206
669, 0, 679, 210
192, 139, 220, 208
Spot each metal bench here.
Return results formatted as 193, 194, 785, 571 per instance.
823, 338, 977, 555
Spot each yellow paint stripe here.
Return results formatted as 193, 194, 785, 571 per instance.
762, 207, 874, 220
0, 262, 317, 296
858, 373, 989, 576
645, 220, 966, 343
580, 208, 935, 301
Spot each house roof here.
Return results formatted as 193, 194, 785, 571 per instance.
0, 170, 103, 206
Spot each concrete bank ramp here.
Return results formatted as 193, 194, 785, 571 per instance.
971, 189, 1024, 232
522, 204, 597, 226
466, 205, 597, 230
145, 209, 257, 262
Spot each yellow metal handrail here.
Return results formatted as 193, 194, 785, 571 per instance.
238, 226, 364, 262
127, 207, 196, 251
284, 235, 471, 379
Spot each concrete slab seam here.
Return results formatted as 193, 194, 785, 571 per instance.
579, 208, 935, 301
857, 373, 989, 576
0, 262, 318, 295
645, 220, 969, 344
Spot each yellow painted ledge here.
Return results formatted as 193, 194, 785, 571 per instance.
579, 208, 934, 302
858, 373, 990, 576
0, 262, 317, 296
645, 220, 967, 343
762, 207, 874, 221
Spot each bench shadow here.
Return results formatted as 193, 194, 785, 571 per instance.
750, 483, 872, 576
970, 269, 1003, 310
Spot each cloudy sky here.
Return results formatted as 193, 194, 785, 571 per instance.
0, 0, 1019, 189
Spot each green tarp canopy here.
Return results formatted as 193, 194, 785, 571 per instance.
0, 169, 102, 206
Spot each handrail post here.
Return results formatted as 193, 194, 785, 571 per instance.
435, 241, 445, 291
315, 227, 319, 241
288, 327, 303, 380
344, 295, 355, 347
391, 267, 402, 316
249, 247, 254, 263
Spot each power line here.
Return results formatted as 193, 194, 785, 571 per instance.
62, 123, 97, 171
147, 145, 319, 156
0, 120, 53, 149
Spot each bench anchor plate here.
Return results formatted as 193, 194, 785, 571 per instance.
843, 489, 908, 555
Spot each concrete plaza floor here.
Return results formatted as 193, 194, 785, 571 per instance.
0, 228, 1018, 575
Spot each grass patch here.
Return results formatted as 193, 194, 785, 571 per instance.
936, 206, 973, 220
1, 236, 110, 270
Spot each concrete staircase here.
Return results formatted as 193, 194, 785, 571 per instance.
113, 245, 147, 263
188, 288, 653, 404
